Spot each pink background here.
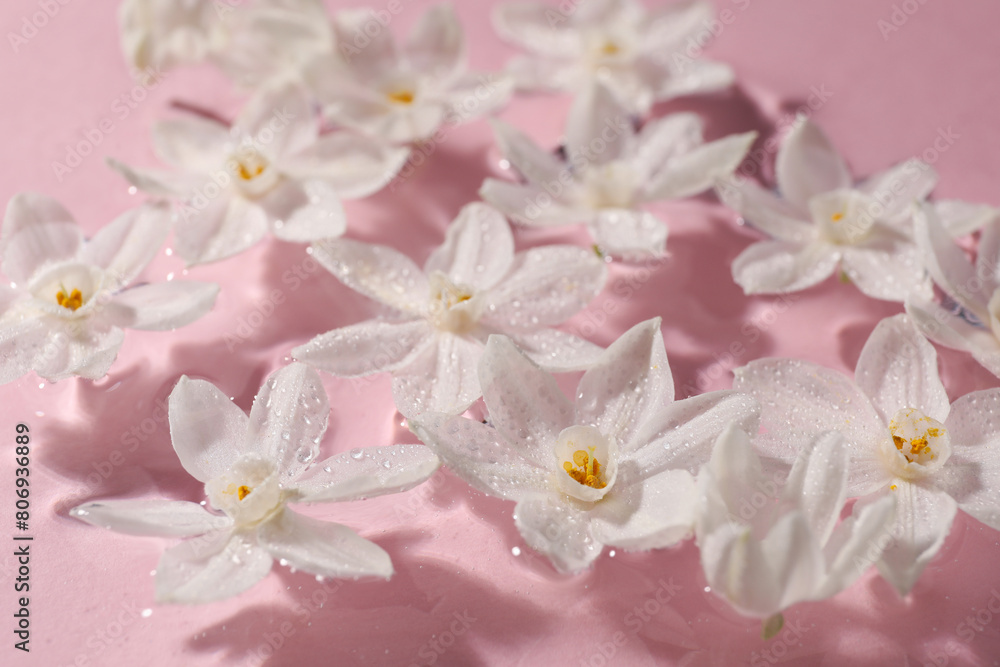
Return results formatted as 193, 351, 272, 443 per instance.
2, 0, 1000, 665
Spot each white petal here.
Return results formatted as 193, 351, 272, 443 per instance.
913, 203, 991, 320
764, 512, 825, 610
491, 3, 582, 57
168, 375, 250, 482
424, 203, 514, 292
818, 494, 895, 599
410, 412, 550, 501
293, 319, 435, 377
565, 81, 633, 169
331, 9, 400, 79
504, 54, 582, 93
655, 59, 735, 102
490, 118, 568, 187
508, 328, 605, 372
782, 431, 848, 545
631, 113, 703, 184
35, 323, 126, 383
444, 71, 515, 122
858, 160, 937, 223
732, 240, 838, 295
939, 389, 1000, 531
696, 424, 765, 536
775, 119, 851, 211
479, 178, 587, 227
590, 468, 696, 550
155, 531, 272, 604
575, 318, 672, 450
233, 81, 317, 160
405, 4, 463, 79
1, 193, 81, 284
483, 245, 606, 329
590, 209, 667, 257
81, 202, 170, 288
478, 335, 574, 461
936, 199, 1000, 237
175, 195, 269, 266
105, 281, 219, 331
976, 219, 1000, 291
106, 158, 195, 198
698, 523, 777, 618
280, 132, 410, 199
905, 298, 1000, 377
855, 314, 950, 423
0, 319, 46, 385
641, 132, 756, 202
152, 116, 230, 173
733, 358, 887, 495
296, 444, 440, 503
631, 390, 761, 475
715, 177, 814, 243
310, 238, 429, 313
70, 499, 230, 537
514, 492, 602, 574
839, 233, 931, 303
260, 179, 347, 243
258, 510, 393, 579
871, 483, 957, 596
391, 333, 482, 417
247, 363, 329, 482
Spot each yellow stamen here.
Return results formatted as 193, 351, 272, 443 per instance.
387, 90, 415, 105
601, 41, 620, 56
56, 288, 83, 311
562, 446, 606, 489
237, 485, 252, 501
890, 484, 897, 490
831, 212, 844, 222
238, 162, 265, 181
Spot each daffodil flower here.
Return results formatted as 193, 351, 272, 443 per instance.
696, 425, 895, 634
481, 81, 756, 257
292, 202, 607, 418
734, 314, 1000, 595
906, 203, 1000, 378
71, 363, 440, 604
412, 318, 761, 573
109, 81, 409, 265
492, 0, 734, 115
717, 118, 940, 302
0, 193, 218, 384
119, 0, 333, 88
303, 5, 514, 144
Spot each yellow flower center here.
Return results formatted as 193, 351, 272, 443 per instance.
387, 89, 415, 105
56, 287, 84, 311
879, 408, 952, 480
831, 212, 844, 222
236, 157, 266, 181
601, 41, 620, 56
224, 483, 253, 501
891, 428, 941, 464
562, 446, 606, 489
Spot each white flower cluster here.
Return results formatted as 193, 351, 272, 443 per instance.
0, 0, 992, 639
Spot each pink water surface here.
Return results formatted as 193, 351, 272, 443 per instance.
1, 0, 999, 665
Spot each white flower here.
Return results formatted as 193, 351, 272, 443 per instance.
481, 81, 755, 257
303, 4, 514, 144
70, 363, 440, 604
0, 194, 218, 384
906, 203, 1000, 378
412, 318, 761, 573
109, 81, 409, 266
292, 202, 606, 418
120, 0, 333, 88
696, 425, 895, 633
733, 314, 1000, 596
717, 118, 938, 302
492, 0, 734, 115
